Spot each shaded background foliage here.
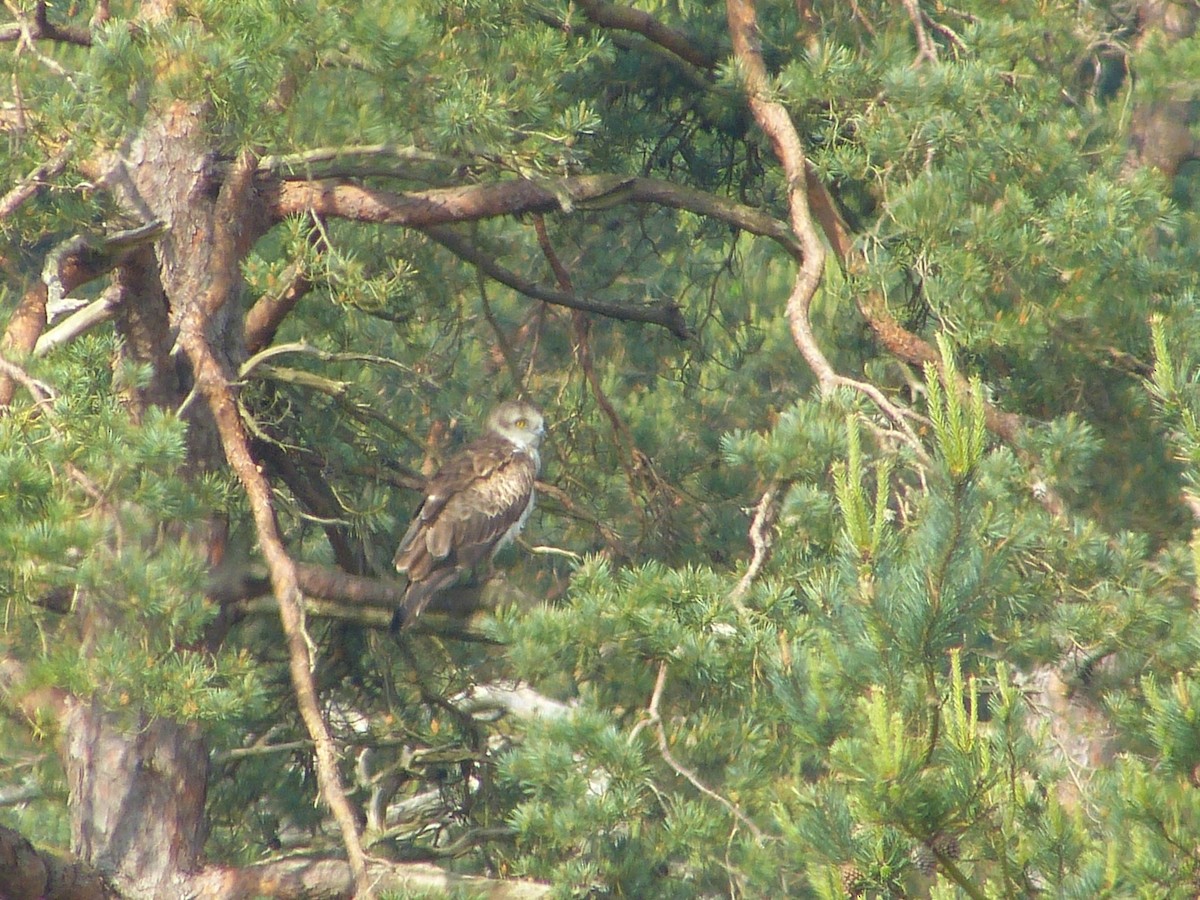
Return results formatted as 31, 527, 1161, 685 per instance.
2, 0, 1200, 897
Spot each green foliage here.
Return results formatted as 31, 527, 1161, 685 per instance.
4, 0, 1200, 896
0, 337, 260, 724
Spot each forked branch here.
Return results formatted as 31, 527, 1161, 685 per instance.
726, 0, 925, 458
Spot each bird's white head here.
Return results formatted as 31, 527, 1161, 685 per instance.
486, 400, 545, 452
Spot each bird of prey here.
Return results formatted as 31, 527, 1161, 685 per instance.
392, 400, 545, 630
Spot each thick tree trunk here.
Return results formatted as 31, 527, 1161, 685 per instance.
65, 701, 209, 898
1127, 1, 1200, 178
55, 101, 268, 897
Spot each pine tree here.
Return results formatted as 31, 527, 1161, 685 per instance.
0, 1, 1198, 898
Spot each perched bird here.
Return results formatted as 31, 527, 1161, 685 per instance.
392, 400, 545, 630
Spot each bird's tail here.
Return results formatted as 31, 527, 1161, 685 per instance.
390, 574, 453, 632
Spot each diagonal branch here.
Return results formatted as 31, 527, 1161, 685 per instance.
643, 662, 766, 841
574, 0, 717, 70
727, 479, 788, 605
0, 220, 157, 408
0, 1, 93, 46
0, 142, 74, 221
175, 153, 372, 896
726, 0, 926, 457
268, 173, 801, 340
244, 211, 333, 356
531, 215, 645, 502
427, 224, 689, 338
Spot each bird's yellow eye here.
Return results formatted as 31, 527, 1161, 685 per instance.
515, 418, 527, 428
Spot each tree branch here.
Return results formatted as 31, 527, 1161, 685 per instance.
175, 152, 372, 896
728, 480, 787, 605
574, 0, 717, 71
642, 662, 766, 842
0, 287, 48, 409
427, 225, 689, 338
0, 142, 74, 221
725, 0, 929, 462
269, 171, 809, 341
0, 2, 93, 47
799, 97, 1054, 498
258, 142, 464, 181
268, 174, 801, 252
0, 221, 164, 408
0, 823, 117, 900
727, 0, 829, 388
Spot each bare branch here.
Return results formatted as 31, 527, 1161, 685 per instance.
801, 106, 1055, 495
726, 0, 828, 388
33, 287, 120, 357
243, 213, 324, 354
0, 142, 73, 221
725, 0, 929, 460
427, 225, 689, 338
450, 681, 575, 721
295, 563, 404, 607
900, 0, 939, 66
532, 214, 648, 508
269, 174, 802, 255
0, 219, 162, 407
186, 855, 551, 900
268, 173, 636, 226
643, 662, 767, 841
533, 479, 628, 558
0, 284, 48, 408
728, 480, 786, 605
0, 2, 93, 46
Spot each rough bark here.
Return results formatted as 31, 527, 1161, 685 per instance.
0, 824, 117, 900
64, 703, 208, 898
0, 283, 48, 407
1127, 1, 1200, 178
109, 246, 180, 419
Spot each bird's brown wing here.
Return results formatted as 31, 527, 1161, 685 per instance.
393, 434, 537, 629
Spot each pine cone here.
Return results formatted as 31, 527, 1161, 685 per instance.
913, 833, 962, 876
912, 842, 936, 876
840, 862, 869, 897
932, 833, 961, 860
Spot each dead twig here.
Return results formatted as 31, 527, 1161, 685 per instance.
728, 480, 788, 605
639, 662, 767, 841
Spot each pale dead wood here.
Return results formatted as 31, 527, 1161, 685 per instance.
636, 662, 767, 842
728, 480, 786, 605
185, 856, 551, 900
